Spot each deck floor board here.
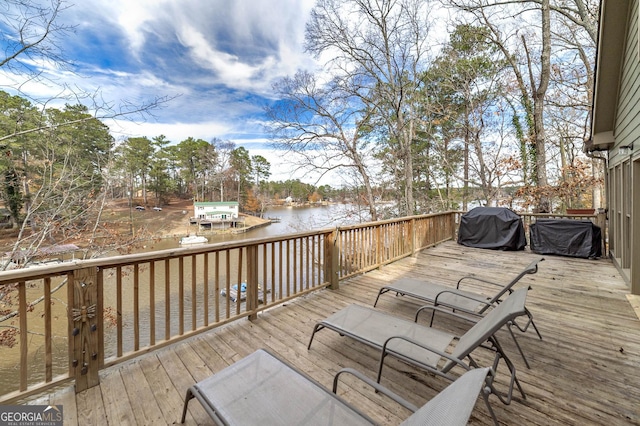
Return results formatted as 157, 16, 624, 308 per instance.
37, 242, 640, 425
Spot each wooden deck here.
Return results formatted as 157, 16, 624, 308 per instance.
29, 241, 640, 425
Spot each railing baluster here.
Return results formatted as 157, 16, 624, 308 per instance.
376, 225, 382, 267
234, 248, 241, 315
264, 242, 282, 302
214, 251, 220, 323
191, 254, 197, 331
116, 266, 123, 358
343, 230, 349, 275
179, 257, 184, 335
307, 236, 311, 289
286, 240, 291, 297
96, 268, 104, 369
311, 236, 316, 288
352, 228, 357, 273
262, 244, 269, 302
368, 227, 372, 267
390, 223, 395, 259
149, 261, 155, 346
44, 277, 52, 382
203, 253, 209, 327
293, 238, 298, 294
391, 225, 396, 260
225, 249, 231, 319
278, 241, 283, 299
164, 259, 170, 341
357, 228, 361, 271
18, 281, 27, 392
247, 245, 258, 320
362, 228, 367, 269
133, 264, 139, 351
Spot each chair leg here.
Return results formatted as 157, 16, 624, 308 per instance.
180, 388, 194, 423
507, 323, 530, 369
428, 309, 437, 327
482, 386, 500, 426
373, 289, 389, 307
513, 308, 542, 341
307, 324, 324, 349
489, 336, 526, 403
499, 350, 526, 401
526, 308, 543, 340
376, 351, 389, 383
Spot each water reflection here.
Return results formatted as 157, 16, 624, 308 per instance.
143, 203, 369, 251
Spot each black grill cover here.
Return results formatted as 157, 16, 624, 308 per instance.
530, 219, 602, 259
457, 207, 526, 250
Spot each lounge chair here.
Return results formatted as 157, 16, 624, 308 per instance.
308, 287, 532, 423
373, 257, 544, 367
181, 348, 492, 425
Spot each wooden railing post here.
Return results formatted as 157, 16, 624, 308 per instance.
376, 225, 382, 268
596, 211, 608, 256
324, 229, 339, 289
450, 211, 457, 241
246, 245, 259, 320
69, 267, 100, 392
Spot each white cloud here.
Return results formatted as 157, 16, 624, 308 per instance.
176, 24, 260, 88
108, 118, 230, 143
57, 0, 320, 100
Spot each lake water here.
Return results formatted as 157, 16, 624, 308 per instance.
0, 203, 371, 395
145, 203, 370, 250
237, 204, 370, 236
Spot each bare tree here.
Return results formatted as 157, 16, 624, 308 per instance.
446, 0, 598, 212
0, 0, 174, 141
1, 0, 73, 84
210, 139, 235, 202
266, 71, 380, 220
447, 0, 598, 42
304, 0, 434, 216
0, 0, 173, 267
529, 0, 552, 212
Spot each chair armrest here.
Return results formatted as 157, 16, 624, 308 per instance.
415, 304, 483, 326
457, 275, 503, 289
381, 334, 470, 372
434, 289, 493, 309
332, 368, 419, 412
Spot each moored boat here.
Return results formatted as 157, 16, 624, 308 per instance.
179, 235, 208, 245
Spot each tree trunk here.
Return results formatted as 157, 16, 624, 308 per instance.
463, 113, 470, 211
533, 0, 551, 212
142, 174, 147, 205
403, 136, 414, 215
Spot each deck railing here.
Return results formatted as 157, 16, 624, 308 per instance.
0, 211, 458, 402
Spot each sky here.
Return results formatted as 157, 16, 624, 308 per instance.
2, 0, 330, 183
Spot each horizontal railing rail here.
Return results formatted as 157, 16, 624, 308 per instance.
0, 211, 458, 402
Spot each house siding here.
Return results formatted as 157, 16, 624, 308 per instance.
610, 0, 640, 292
614, 0, 640, 157
193, 202, 239, 220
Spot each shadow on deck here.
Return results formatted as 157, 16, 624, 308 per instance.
30, 241, 640, 425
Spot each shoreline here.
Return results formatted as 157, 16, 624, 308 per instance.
153, 213, 272, 239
